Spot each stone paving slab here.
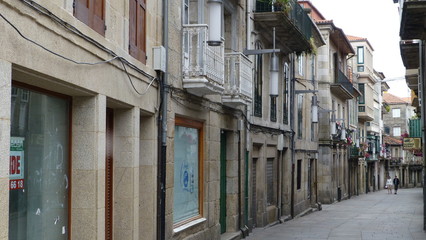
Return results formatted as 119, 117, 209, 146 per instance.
246, 188, 426, 240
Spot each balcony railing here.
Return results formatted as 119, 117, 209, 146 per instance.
336, 69, 354, 95
349, 147, 361, 158
330, 69, 354, 99
255, 0, 312, 40
182, 24, 224, 96
222, 53, 253, 106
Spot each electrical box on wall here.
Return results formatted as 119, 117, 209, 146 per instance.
153, 46, 166, 72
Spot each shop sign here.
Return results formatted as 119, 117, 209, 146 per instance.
10, 137, 24, 190
403, 137, 421, 150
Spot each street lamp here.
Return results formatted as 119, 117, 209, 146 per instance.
207, 0, 223, 46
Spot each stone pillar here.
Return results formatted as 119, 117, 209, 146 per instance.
0, 60, 11, 240
71, 95, 106, 240
113, 107, 140, 240
139, 116, 157, 240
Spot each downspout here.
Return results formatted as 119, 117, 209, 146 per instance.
157, 0, 169, 239
243, 0, 251, 232
290, 53, 296, 218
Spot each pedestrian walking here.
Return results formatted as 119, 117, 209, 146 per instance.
386, 176, 393, 194
393, 176, 400, 194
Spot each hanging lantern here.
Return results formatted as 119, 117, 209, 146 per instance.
270, 53, 279, 96
312, 95, 318, 123
207, 0, 223, 46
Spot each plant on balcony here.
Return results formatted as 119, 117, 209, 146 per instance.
260, 0, 292, 13
401, 132, 409, 138
307, 37, 317, 55
345, 136, 353, 146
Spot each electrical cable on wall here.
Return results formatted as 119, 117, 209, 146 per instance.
0, 2, 156, 95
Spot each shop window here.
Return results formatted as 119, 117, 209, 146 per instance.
9, 86, 70, 239
129, 0, 147, 64
74, 0, 106, 35
173, 117, 203, 225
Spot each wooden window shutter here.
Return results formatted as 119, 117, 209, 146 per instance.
105, 108, 114, 240
74, 0, 105, 36
129, 0, 146, 64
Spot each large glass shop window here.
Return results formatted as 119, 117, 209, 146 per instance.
9, 87, 70, 240
173, 120, 202, 224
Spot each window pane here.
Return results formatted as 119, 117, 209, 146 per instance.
173, 125, 200, 223
393, 127, 401, 137
297, 95, 303, 138
357, 46, 364, 64
392, 109, 400, 118
9, 87, 70, 240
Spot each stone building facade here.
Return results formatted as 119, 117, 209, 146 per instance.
1, 0, 162, 239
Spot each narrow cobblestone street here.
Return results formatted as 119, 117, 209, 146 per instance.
246, 188, 426, 240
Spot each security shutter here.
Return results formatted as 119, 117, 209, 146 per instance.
105, 108, 114, 240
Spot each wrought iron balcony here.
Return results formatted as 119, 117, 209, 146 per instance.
349, 146, 361, 158
253, 0, 313, 54
330, 69, 355, 100
222, 53, 253, 107
399, 0, 426, 40
182, 24, 224, 96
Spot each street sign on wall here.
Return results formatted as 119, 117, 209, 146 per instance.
403, 137, 421, 150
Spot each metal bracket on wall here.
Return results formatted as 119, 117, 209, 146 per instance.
243, 48, 281, 55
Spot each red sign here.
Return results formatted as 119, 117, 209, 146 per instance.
10, 179, 24, 190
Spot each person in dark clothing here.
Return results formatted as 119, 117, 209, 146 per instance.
393, 176, 400, 194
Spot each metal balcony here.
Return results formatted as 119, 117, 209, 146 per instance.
349, 147, 361, 158
182, 24, 224, 96
253, 0, 313, 54
222, 53, 253, 107
399, 0, 426, 40
330, 69, 355, 100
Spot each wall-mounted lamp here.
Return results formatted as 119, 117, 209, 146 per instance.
270, 53, 279, 96
340, 123, 346, 140
330, 113, 336, 135
312, 95, 318, 123
269, 27, 278, 96
207, 0, 223, 46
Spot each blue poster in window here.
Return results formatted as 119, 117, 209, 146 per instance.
173, 125, 199, 223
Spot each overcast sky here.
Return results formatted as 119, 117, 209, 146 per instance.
310, 0, 410, 98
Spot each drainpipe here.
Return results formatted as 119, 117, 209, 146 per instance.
290, 53, 296, 218
157, 0, 168, 239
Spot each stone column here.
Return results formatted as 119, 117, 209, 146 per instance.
113, 107, 140, 240
71, 95, 106, 240
0, 60, 11, 240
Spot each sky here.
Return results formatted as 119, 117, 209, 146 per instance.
309, 0, 410, 98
